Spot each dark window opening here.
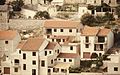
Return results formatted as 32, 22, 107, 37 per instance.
45, 51, 47, 56
5, 41, 8, 44
70, 46, 73, 50
46, 29, 52, 34
98, 36, 105, 42
41, 60, 45, 67
85, 44, 89, 48
61, 29, 63, 32
32, 61, 36, 65
114, 67, 118, 71
23, 64, 26, 70
69, 29, 72, 32
32, 69, 36, 75
64, 59, 66, 62
23, 53, 26, 59
32, 52, 36, 56
14, 68, 18, 72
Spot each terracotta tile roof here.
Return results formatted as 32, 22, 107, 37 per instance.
81, 26, 99, 36
44, 20, 81, 29
21, 37, 45, 51
57, 53, 79, 58
0, 5, 8, 12
45, 42, 57, 50
17, 41, 26, 49
81, 26, 111, 36
98, 28, 111, 36
0, 30, 18, 40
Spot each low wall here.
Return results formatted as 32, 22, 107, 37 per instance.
8, 19, 44, 30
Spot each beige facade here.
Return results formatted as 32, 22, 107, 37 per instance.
80, 26, 114, 59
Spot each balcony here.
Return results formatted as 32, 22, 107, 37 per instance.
83, 40, 91, 44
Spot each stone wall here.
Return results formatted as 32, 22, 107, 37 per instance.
7, 19, 44, 30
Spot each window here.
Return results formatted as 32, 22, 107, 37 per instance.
32, 69, 36, 75
63, 39, 65, 42
69, 59, 72, 62
14, 59, 19, 63
114, 67, 118, 71
57, 49, 59, 53
98, 36, 105, 42
85, 44, 89, 48
109, 0, 111, 3
23, 53, 26, 59
70, 46, 73, 50
14, 68, 18, 72
5, 41, 8, 44
45, 51, 47, 56
49, 51, 51, 54
85, 36, 89, 42
23, 64, 26, 70
41, 60, 45, 67
19, 50, 21, 54
76, 29, 78, 32
54, 29, 57, 32
52, 39, 54, 42
58, 58, 60, 60
56, 39, 61, 42
4, 67, 10, 74
64, 59, 66, 62
99, 53, 102, 56
32, 52, 36, 56
32, 60, 36, 65
69, 29, 72, 32
48, 69, 51, 73
51, 59, 53, 64
61, 29, 63, 32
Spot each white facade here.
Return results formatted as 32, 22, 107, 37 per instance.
80, 27, 114, 59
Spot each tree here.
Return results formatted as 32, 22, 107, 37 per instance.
42, 11, 50, 19
87, 4, 95, 10
11, 0, 24, 11
116, 5, 120, 18
0, 0, 6, 5
103, 12, 115, 24
34, 11, 50, 19
81, 13, 96, 26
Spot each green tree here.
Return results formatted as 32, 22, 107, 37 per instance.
11, 0, 24, 11
0, 0, 6, 5
116, 5, 120, 18
34, 11, 50, 19
103, 12, 115, 24
87, 4, 95, 10
81, 13, 96, 26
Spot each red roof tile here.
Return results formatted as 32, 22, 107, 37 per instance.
45, 42, 57, 50
98, 28, 111, 36
44, 20, 81, 29
17, 41, 26, 49
0, 30, 18, 40
21, 37, 45, 51
57, 53, 79, 58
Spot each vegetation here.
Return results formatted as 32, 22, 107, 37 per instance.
34, 11, 50, 19
69, 67, 81, 73
116, 5, 120, 18
81, 12, 115, 26
0, 0, 6, 5
91, 53, 98, 59
81, 13, 96, 26
11, 0, 24, 11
